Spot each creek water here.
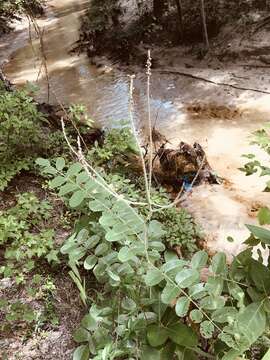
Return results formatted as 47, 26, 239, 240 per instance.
2, 0, 270, 258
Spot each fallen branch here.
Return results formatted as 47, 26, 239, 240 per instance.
157, 69, 270, 94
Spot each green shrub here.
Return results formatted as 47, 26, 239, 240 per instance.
0, 85, 45, 189
37, 157, 270, 359
87, 127, 138, 166
0, 275, 58, 335
0, 192, 58, 280
0, 83, 80, 190
0, 86, 44, 154
241, 125, 270, 191
153, 207, 201, 254
103, 173, 201, 254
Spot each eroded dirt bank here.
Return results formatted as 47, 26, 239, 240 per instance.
1, 0, 270, 260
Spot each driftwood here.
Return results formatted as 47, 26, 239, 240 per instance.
157, 69, 270, 95
120, 134, 217, 191
155, 141, 218, 188
138, 129, 219, 190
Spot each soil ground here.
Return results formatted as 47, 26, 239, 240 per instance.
0, 173, 84, 360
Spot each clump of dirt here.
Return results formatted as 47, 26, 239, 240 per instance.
0, 170, 83, 360
186, 103, 242, 119
0, 272, 83, 360
0, 171, 45, 198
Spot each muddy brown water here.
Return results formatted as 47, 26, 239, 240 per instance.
2, 0, 270, 259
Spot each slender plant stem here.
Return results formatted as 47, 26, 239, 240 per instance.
146, 50, 153, 198
128, 75, 152, 212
